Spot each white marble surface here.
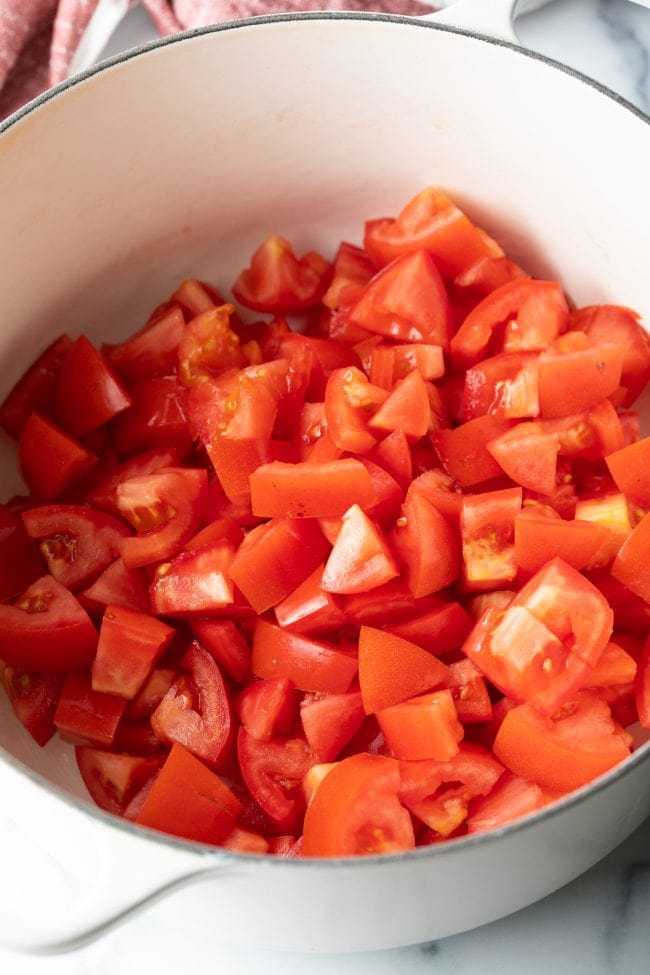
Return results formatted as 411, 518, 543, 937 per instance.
1, 1, 650, 972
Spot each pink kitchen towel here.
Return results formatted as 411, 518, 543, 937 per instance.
0, 0, 435, 120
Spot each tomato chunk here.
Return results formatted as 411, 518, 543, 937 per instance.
55, 336, 132, 437
19, 413, 97, 501
233, 236, 332, 313
92, 605, 174, 699
252, 620, 358, 694
0, 335, 72, 439
250, 459, 375, 519
321, 504, 399, 595
358, 626, 449, 714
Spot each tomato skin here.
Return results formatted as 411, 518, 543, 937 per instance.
571, 304, 650, 406
136, 743, 242, 844
111, 377, 193, 459
433, 415, 512, 489
302, 753, 415, 857
189, 620, 252, 684
368, 368, 432, 443
274, 565, 346, 636
22, 505, 130, 592
300, 691, 366, 762
237, 677, 298, 742
80, 558, 151, 616
386, 601, 474, 657
514, 509, 611, 577
19, 413, 98, 501
54, 336, 132, 437
209, 439, 298, 505
486, 422, 559, 495
392, 493, 460, 598
537, 342, 623, 418
358, 626, 449, 714
252, 619, 358, 695
0, 575, 98, 674
606, 437, 650, 508
117, 467, 208, 569
250, 458, 376, 519
0, 335, 72, 439
91, 605, 175, 699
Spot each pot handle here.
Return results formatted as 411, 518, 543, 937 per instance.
0, 755, 227, 954
425, 0, 521, 44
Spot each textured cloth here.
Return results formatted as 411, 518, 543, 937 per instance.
0, 0, 435, 119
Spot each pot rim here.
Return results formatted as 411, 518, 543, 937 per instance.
0, 10, 649, 867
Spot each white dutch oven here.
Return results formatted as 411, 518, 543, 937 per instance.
0, 0, 649, 955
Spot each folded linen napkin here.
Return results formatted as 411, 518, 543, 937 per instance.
0, 0, 437, 120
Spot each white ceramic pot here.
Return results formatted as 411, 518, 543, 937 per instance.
0, 0, 649, 955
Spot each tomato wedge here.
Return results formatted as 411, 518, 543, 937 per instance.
233, 236, 332, 312
302, 753, 415, 857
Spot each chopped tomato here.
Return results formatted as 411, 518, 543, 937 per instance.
76, 747, 163, 816
19, 413, 98, 501
252, 620, 358, 694
3, 668, 63, 746
464, 351, 539, 421
606, 437, 650, 508
433, 415, 512, 488
300, 691, 366, 762
149, 540, 235, 616
108, 304, 185, 383
302, 753, 415, 857
111, 377, 193, 459
322, 242, 376, 311
0, 504, 44, 600
190, 619, 251, 684
376, 689, 464, 761
208, 438, 297, 504
321, 504, 399, 595
571, 304, 650, 406
274, 565, 346, 635
250, 458, 375, 519
537, 340, 623, 418
177, 305, 244, 385
324, 366, 387, 454
54, 672, 126, 747
0, 335, 72, 439
358, 625, 449, 714
80, 558, 151, 615
233, 236, 332, 313
486, 421, 559, 495
611, 512, 650, 603
91, 605, 174, 699
635, 637, 650, 729
237, 729, 315, 833
460, 487, 521, 590
54, 336, 132, 437
391, 492, 460, 598
237, 677, 298, 741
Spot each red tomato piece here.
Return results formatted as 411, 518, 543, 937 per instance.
150, 540, 235, 617
464, 558, 613, 714
252, 619, 358, 694
0, 335, 72, 439
228, 518, 329, 614
359, 457, 403, 526
406, 469, 463, 526
136, 743, 242, 844
322, 241, 376, 311
111, 377, 193, 458
19, 413, 98, 501
236, 677, 298, 741
302, 753, 415, 857
514, 509, 612, 576
364, 187, 502, 278
80, 558, 151, 615
2, 668, 63, 746
274, 565, 346, 635
300, 691, 366, 762
376, 689, 463, 762
358, 626, 449, 714
582, 640, 637, 689
447, 659, 492, 722
152, 642, 232, 768
464, 351, 540, 421
324, 366, 388, 454
391, 492, 460, 598
91, 605, 174, 699
460, 487, 522, 590
452, 256, 528, 312
347, 251, 452, 347
386, 601, 474, 657
233, 235, 332, 313
368, 368, 431, 442
88, 448, 181, 516
117, 467, 208, 569
170, 279, 224, 318
237, 729, 316, 833
76, 748, 163, 816
126, 667, 180, 721
177, 305, 245, 386
493, 691, 632, 793
611, 512, 650, 603
321, 504, 399, 595
0, 575, 98, 674
433, 415, 512, 489
108, 304, 185, 383
54, 672, 126, 747
451, 280, 568, 370
54, 336, 131, 437
487, 422, 559, 495
606, 437, 650, 508
466, 771, 547, 833
368, 430, 413, 494
22, 505, 130, 592
537, 341, 623, 418
189, 620, 252, 685
250, 458, 376, 519
0, 504, 44, 601
208, 438, 297, 504
571, 304, 650, 406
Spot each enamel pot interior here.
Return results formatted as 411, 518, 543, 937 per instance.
0, 13, 649, 953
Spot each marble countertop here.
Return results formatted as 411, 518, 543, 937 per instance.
1, 1, 650, 973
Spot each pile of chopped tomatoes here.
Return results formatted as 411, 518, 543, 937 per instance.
1, 185, 649, 857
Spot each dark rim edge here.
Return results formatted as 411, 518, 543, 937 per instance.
0, 10, 649, 871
